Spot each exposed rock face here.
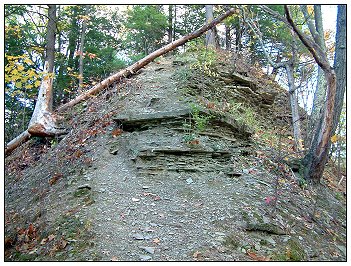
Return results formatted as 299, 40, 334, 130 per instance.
112, 108, 253, 177
108, 56, 282, 181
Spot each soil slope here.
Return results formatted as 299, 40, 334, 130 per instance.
4, 55, 346, 261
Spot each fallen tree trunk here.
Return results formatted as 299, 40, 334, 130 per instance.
5, 130, 31, 156
57, 7, 236, 112
5, 7, 236, 157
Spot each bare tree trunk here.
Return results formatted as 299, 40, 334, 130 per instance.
235, 12, 243, 52
67, 6, 79, 69
28, 5, 65, 137
225, 24, 231, 50
330, 5, 346, 135
285, 5, 337, 182
168, 5, 173, 44
173, 5, 177, 41
78, 9, 88, 92
205, 5, 217, 48
285, 64, 302, 151
5, 130, 31, 156
301, 5, 328, 148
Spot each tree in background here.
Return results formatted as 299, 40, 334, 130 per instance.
78, 6, 89, 92
5, 5, 46, 142
205, 5, 218, 48
300, 5, 329, 148
123, 5, 168, 60
242, 5, 309, 151
285, 5, 346, 182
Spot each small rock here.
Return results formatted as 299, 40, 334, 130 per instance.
140, 246, 155, 254
263, 236, 276, 246
186, 178, 193, 184
336, 245, 346, 256
262, 216, 270, 224
142, 186, 150, 189
139, 255, 152, 261
110, 149, 118, 155
78, 184, 91, 190
132, 233, 144, 240
242, 169, 250, 174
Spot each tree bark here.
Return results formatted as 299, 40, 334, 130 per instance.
78, 8, 88, 91
285, 5, 337, 182
225, 24, 231, 50
301, 5, 328, 148
57, 7, 236, 113
67, 6, 79, 69
168, 5, 173, 44
173, 5, 177, 41
205, 5, 217, 48
285, 64, 302, 151
331, 5, 346, 135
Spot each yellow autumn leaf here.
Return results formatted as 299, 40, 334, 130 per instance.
15, 81, 22, 88
11, 69, 18, 75
34, 80, 41, 87
330, 135, 339, 143
23, 57, 33, 64
17, 64, 24, 71
307, 5, 314, 15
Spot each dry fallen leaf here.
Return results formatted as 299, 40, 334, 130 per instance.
48, 234, 56, 241
58, 239, 68, 249
193, 251, 201, 259
154, 195, 161, 201
152, 238, 161, 244
247, 250, 270, 261
111, 256, 119, 261
27, 223, 35, 236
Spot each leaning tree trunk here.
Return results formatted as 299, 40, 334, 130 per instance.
285, 5, 337, 182
5, 7, 237, 156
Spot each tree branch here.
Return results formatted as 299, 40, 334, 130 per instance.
284, 5, 332, 72
260, 5, 290, 26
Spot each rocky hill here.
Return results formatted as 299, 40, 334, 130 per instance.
4, 51, 346, 261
